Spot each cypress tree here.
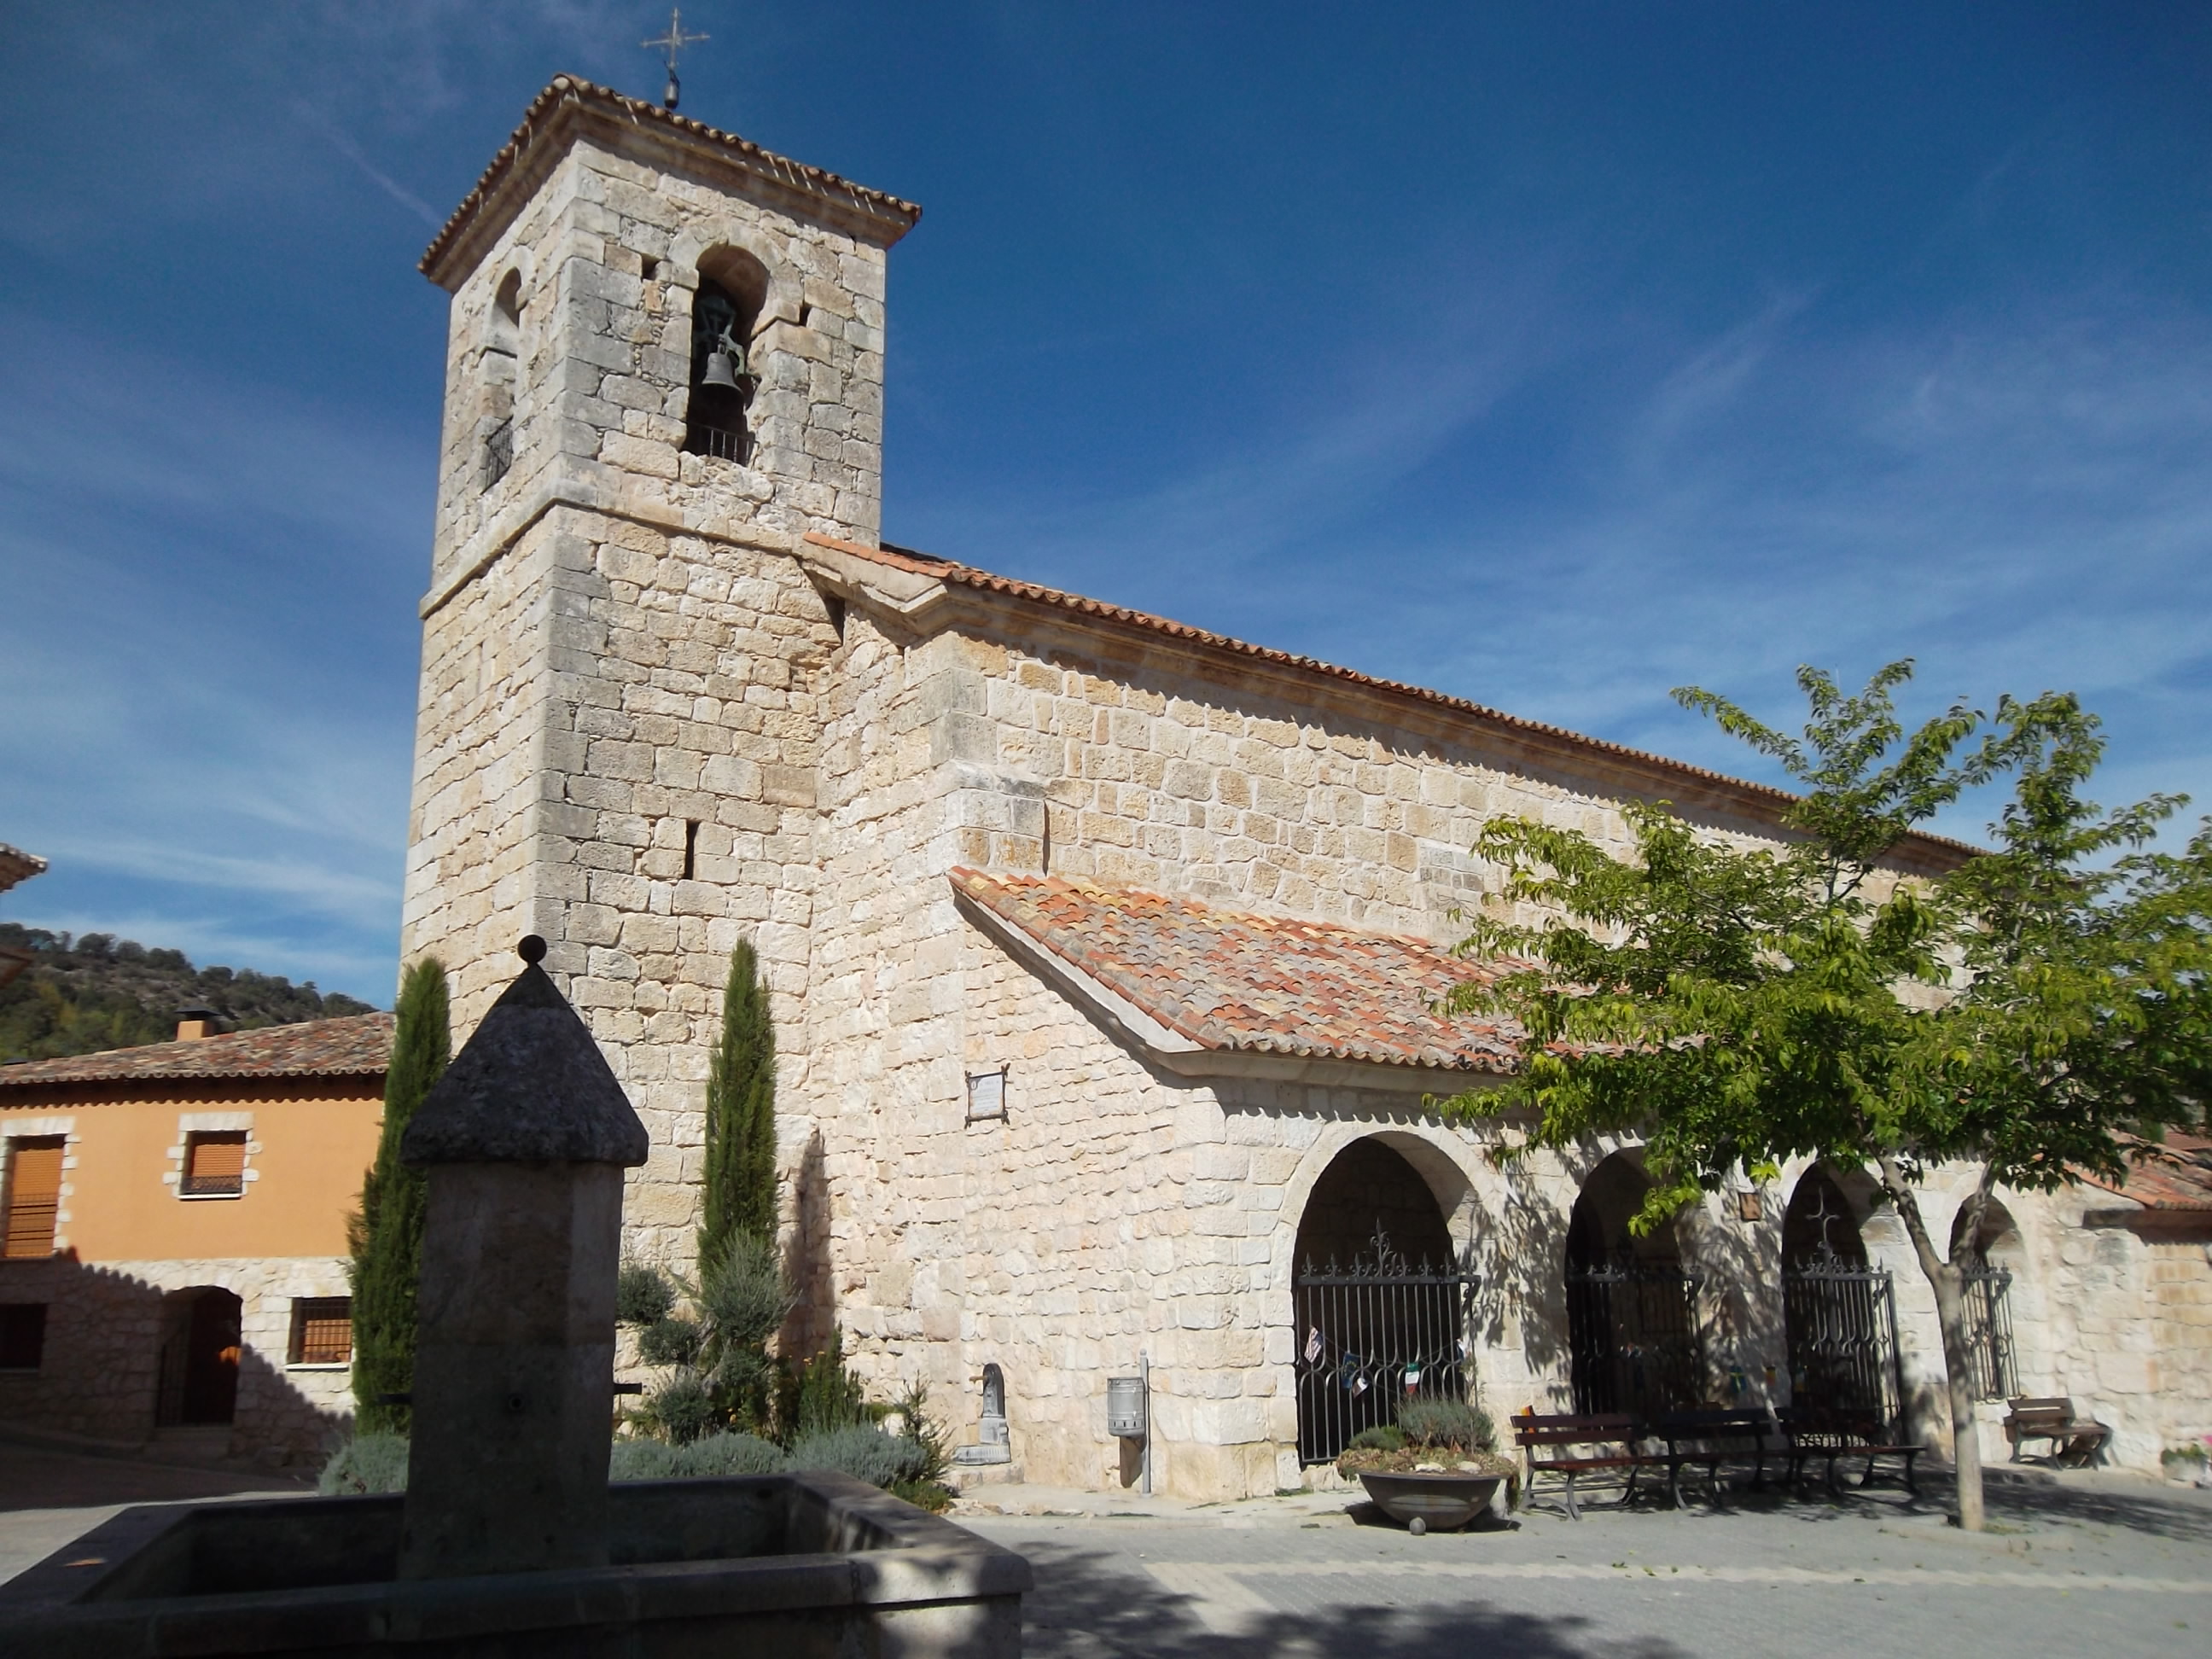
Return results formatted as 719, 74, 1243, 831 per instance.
348, 958, 449, 1433
700, 939, 777, 1268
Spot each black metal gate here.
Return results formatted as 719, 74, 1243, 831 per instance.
1294, 1234, 1477, 1464
1784, 1256, 1906, 1430
1565, 1260, 1705, 1417
1959, 1266, 2017, 1401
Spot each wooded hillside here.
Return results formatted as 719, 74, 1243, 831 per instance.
0, 925, 379, 1064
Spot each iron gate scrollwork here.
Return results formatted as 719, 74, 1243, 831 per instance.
1564, 1259, 1705, 1418
1784, 1249, 1906, 1432
1294, 1227, 1478, 1464
1959, 1265, 2016, 1401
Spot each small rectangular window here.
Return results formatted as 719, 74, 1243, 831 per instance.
182, 1132, 247, 1198
288, 1297, 352, 1366
0, 1304, 46, 1371
2, 1138, 63, 1258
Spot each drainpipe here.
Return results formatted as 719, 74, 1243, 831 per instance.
1140, 1350, 1151, 1497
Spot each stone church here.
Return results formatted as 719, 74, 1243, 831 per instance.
398, 76, 2210, 1499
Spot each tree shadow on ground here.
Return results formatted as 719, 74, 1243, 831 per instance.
1013, 1539, 1689, 1659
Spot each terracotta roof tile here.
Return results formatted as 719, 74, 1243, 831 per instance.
422, 75, 922, 282
952, 869, 1523, 1074
0, 1012, 393, 1089
2086, 1134, 2212, 1213
807, 535, 1976, 870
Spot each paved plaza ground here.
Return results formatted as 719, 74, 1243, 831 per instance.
3, 1435, 2207, 1656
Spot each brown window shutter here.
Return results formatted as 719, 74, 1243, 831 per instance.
3, 1139, 64, 1258
183, 1132, 247, 1197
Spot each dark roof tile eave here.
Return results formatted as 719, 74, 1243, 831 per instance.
421, 75, 923, 279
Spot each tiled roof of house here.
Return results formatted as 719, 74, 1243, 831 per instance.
2086, 1135, 2212, 1213
951, 868, 1525, 1074
422, 74, 923, 281
0, 1011, 393, 1090
807, 535, 1977, 872
0, 842, 45, 893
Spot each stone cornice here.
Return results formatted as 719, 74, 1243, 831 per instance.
422, 74, 922, 290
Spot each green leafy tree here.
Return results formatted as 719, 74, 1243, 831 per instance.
348, 958, 450, 1433
700, 940, 777, 1268
1443, 664, 2211, 1531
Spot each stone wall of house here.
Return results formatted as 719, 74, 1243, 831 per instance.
0, 1254, 352, 1467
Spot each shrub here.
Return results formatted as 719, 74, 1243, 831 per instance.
794, 1330, 869, 1435
645, 1371, 719, 1445
617, 1262, 677, 1327
1395, 1399, 1495, 1452
787, 1425, 931, 1491
611, 1432, 788, 1481
1346, 1425, 1407, 1453
318, 1432, 410, 1495
638, 1315, 704, 1368
674, 1431, 788, 1477
609, 1437, 686, 1481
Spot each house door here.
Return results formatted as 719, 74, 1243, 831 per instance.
156, 1289, 242, 1427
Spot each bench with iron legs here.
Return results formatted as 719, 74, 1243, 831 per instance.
1511, 1412, 1667, 1522
1653, 1407, 1784, 1508
1780, 1406, 1922, 1498
2004, 1396, 2111, 1467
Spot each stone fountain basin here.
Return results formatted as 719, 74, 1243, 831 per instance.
0, 1471, 1030, 1657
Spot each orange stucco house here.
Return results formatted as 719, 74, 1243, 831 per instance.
0, 1013, 390, 1467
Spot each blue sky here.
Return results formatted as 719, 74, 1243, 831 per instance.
3, 3, 2209, 1006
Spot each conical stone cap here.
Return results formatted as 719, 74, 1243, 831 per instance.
401, 938, 649, 1167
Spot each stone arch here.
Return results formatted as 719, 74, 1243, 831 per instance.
1782, 1166, 1904, 1422
1283, 1128, 1481, 1464
1951, 1195, 2025, 1400
154, 1285, 242, 1428
667, 222, 804, 330
1562, 1150, 1703, 1415
1784, 1166, 1868, 1266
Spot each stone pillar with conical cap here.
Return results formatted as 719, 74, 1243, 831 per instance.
395, 936, 649, 1580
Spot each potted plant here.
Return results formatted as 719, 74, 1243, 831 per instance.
1336, 1400, 1518, 1534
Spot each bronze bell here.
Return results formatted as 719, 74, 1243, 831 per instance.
700, 327, 748, 393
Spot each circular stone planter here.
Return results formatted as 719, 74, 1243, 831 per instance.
1355, 1470, 1505, 1535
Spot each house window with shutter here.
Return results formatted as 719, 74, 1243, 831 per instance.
2, 1138, 64, 1257
288, 1297, 352, 1367
181, 1132, 247, 1198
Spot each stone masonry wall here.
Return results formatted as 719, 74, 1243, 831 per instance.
0, 1254, 352, 1467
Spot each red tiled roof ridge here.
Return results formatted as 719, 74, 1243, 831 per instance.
0, 1010, 393, 1089
421, 75, 923, 280
809, 535, 1978, 867
2080, 1133, 2212, 1212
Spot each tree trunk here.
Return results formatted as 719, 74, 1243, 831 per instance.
1877, 1158, 1987, 1531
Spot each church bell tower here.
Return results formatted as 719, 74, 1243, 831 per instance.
398, 77, 920, 1259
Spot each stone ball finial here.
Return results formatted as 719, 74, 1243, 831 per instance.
519, 934, 548, 963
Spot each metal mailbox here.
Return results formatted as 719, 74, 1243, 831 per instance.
1106, 1375, 1146, 1438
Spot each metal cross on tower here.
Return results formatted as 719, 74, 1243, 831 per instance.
643, 8, 709, 111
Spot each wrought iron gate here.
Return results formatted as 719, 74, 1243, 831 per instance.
1784, 1254, 1906, 1430
1294, 1233, 1477, 1464
1959, 1265, 2017, 1401
1565, 1260, 1705, 1417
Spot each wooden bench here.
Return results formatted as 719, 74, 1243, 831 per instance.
1652, 1408, 1782, 1507
2004, 1396, 2111, 1466
1511, 1412, 1666, 1521
1781, 1406, 1922, 1498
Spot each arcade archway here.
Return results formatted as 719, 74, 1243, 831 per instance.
1563, 1151, 1703, 1417
1290, 1138, 1472, 1464
1781, 1168, 1903, 1426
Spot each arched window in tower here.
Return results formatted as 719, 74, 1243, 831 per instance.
684, 249, 768, 464
480, 269, 522, 489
